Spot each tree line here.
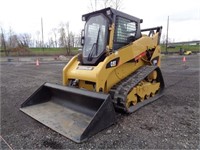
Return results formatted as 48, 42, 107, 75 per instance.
0, 22, 82, 56
0, 0, 123, 56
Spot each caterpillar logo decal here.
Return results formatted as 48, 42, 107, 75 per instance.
106, 58, 120, 68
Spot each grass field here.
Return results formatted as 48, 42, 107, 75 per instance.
0, 47, 79, 57
160, 44, 200, 53
29, 47, 79, 55
0, 44, 199, 57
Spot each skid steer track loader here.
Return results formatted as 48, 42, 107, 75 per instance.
20, 7, 164, 143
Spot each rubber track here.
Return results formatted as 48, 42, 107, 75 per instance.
109, 65, 165, 113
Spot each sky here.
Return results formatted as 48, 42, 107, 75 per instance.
0, 0, 199, 42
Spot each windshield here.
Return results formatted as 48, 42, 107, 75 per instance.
83, 15, 108, 59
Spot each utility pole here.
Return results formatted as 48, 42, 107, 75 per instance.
165, 16, 169, 54
41, 17, 44, 52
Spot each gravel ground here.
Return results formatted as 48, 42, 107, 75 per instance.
1, 54, 199, 149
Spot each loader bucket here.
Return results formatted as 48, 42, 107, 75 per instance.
20, 83, 116, 143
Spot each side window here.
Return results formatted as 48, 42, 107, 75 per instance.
114, 16, 137, 44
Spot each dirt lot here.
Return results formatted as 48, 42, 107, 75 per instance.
1, 54, 199, 149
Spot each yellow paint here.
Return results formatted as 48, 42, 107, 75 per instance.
136, 82, 160, 99
127, 88, 137, 107
62, 31, 161, 94
108, 24, 115, 50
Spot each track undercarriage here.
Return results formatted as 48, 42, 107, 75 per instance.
110, 65, 165, 113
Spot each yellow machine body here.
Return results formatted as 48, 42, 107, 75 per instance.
20, 7, 164, 143
63, 33, 161, 93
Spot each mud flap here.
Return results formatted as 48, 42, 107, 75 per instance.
20, 83, 116, 143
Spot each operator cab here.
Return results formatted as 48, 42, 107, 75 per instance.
80, 7, 143, 65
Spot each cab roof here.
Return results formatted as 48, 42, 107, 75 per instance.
82, 7, 143, 23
